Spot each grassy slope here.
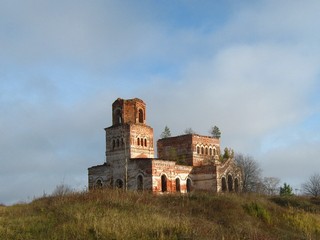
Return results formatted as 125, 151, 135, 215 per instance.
0, 190, 320, 240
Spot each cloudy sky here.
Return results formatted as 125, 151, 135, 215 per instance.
1, 0, 320, 204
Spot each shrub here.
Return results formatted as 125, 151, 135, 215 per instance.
51, 184, 74, 197
244, 202, 271, 224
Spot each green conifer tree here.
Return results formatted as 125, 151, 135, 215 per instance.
280, 183, 293, 196
210, 126, 221, 139
160, 125, 171, 138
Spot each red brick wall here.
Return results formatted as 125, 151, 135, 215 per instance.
157, 134, 220, 166
112, 98, 146, 125
157, 134, 193, 165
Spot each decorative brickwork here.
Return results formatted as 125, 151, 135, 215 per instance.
88, 98, 242, 194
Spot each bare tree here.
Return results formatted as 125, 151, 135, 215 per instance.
184, 128, 195, 134
302, 173, 320, 197
235, 153, 262, 193
262, 177, 280, 195
52, 183, 73, 197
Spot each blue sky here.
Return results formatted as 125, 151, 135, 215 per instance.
1, 0, 320, 204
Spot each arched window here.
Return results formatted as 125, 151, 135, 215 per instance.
222, 177, 227, 192
186, 178, 191, 193
197, 146, 200, 154
228, 175, 233, 192
213, 148, 216, 156
137, 138, 140, 146
115, 109, 122, 125
205, 147, 208, 155
138, 109, 144, 123
161, 175, 167, 192
234, 178, 239, 192
112, 140, 115, 150
96, 179, 103, 188
115, 179, 123, 189
201, 147, 204, 154
116, 139, 120, 147
209, 148, 212, 156
176, 178, 180, 192
144, 139, 147, 147
137, 175, 143, 191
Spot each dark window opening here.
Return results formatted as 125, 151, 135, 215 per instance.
161, 175, 167, 192
138, 109, 144, 123
115, 179, 123, 189
176, 178, 181, 192
228, 175, 233, 192
197, 146, 200, 154
186, 178, 191, 193
116, 139, 120, 147
96, 179, 103, 188
137, 175, 143, 191
137, 138, 140, 146
235, 178, 239, 192
144, 139, 147, 147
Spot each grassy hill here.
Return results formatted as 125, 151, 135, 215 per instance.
1, 190, 320, 239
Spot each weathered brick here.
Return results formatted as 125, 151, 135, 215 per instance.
88, 98, 242, 194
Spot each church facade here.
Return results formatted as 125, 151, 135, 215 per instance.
88, 98, 242, 193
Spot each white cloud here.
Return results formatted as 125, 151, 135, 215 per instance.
0, 1, 166, 68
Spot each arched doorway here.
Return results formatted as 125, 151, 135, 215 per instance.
222, 177, 227, 192
228, 175, 233, 192
186, 178, 191, 193
161, 175, 167, 192
176, 178, 181, 192
137, 175, 143, 191
234, 178, 239, 192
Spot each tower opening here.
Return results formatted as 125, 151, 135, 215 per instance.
138, 109, 144, 123
115, 109, 122, 125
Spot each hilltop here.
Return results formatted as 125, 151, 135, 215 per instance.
0, 190, 320, 239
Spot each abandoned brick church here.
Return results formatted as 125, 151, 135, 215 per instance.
88, 98, 242, 193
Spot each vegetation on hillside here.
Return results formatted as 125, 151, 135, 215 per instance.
1, 190, 320, 239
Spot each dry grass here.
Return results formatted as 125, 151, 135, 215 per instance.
0, 190, 320, 239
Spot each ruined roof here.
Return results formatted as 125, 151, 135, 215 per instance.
113, 97, 145, 105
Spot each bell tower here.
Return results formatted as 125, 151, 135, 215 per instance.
112, 98, 146, 126
105, 98, 154, 165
